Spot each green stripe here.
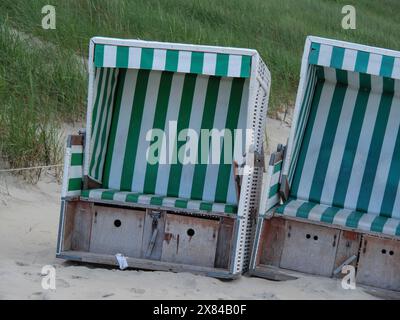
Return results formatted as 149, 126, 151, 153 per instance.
332, 74, 371, 208
309, 70, 347, 203
167, 73, 197, 197
224, 205, 237, 214
143, 72, 174, 194
308, 42, 321, 65
71, 153, 83, 166
68, 178, 82, 191
102, 69, 127, 188
396, 224, 400, 236
296, 202, 317, 219
330, 47, 345, 69
126, 193, 140, 203
345, 211, 364, 229
81, 189, 89, 197
356, 81, 394, 213
215, 78, 245, 203
380, 124, 400, 217
101, 190, 116, 200
273, 161, 282, 174
120, 70, 150, 191
320, 206, 340, 224
94, 69, 118, 179
91, 69, 105, 136
199, 202, 213, 211
190, 76, 221, 200
175, 199, 188, 208
94, 44, 104, 67
370, 216, 388, 233
190, 52, 204, 74
380, 55, 395, 78
116, 46, 129, 68
140, 48, 154, 69
291, 76, 324, 196
354, 51, 369, 73
268, 183, 279, 198
150, 196, 164, 206
89, 68, 111, 178
215, 54, 229, 77
165, 50, 179, 72
240, 56, 251, 78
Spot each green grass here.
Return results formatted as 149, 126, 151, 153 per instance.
0, 22, 86, 181
0, 0, 399, 176
1, 0, 400, 113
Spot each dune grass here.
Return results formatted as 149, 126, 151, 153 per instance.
0, 0, 399, 177
0, 22, 86, 181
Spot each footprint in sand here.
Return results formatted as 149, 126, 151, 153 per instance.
15, 261, 29, 267
102, 293, 114, 298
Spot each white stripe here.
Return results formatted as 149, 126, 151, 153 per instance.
108, 70, 138, 189
69, 166, 82, 179
320, 72, 358, 205
128, 47, 142, 69
154, 73, 185, 195
202, 53, 217, 75
103, 45, 117, 68
66, 190, 81, 197
152, 49, 167, 71
390, 182, 400, 219
342, 49, 357, 71
212, 203, 226, 213
162, 197, 177, 207
344, 76, 383, 210
366, 53, 382, 76
296, 68, 336, 200
179, 76, 208, 199
227, 55, 242, 77
138, 194, 152, 205
177, 51, 191, 73
71, 145, 83, 154
357, 213, 377, 232
131, 71, 162, 192
308, 204, 329, 222
382, 218, 399, 236
317, 44, 333, 67
392, 58, 400, 80
368, 97, 400, 214
113, 192, 129, 202
202, 78, 233, 202
187, 200, 201, 210
89, 189, 105, 200
332, 209, 352, 226
282, 199, 306, 217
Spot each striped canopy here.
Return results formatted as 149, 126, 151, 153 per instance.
280, 37, 400, 235
94, 44, 252, 78
88, 63, 250, 210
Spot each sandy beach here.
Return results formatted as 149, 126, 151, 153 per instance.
0, 118, 379, 300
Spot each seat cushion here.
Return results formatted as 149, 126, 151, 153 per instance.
276, 199, 400, 237
81, 189, 237, 214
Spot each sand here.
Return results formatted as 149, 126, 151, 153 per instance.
0, 118, 378, 300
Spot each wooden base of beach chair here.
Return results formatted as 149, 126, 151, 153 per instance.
251, 217, 360, 277
251, 217, 400, 291
357, 235, 400, 291
57, 200, 238, 279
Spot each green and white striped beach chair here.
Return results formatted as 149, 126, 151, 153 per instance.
57, 37, 271, 278
251, 36, 400, 291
